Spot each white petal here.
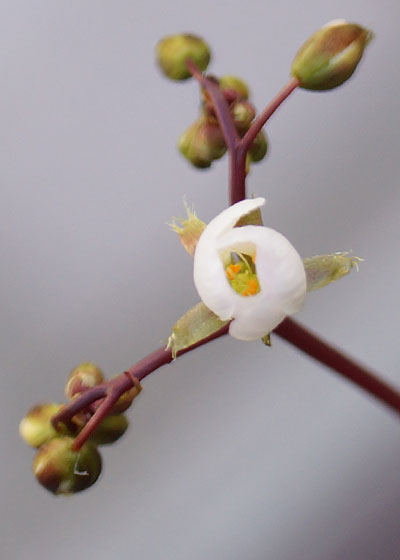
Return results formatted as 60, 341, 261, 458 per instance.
199, 197, 266, 242
217, 225, 306, 339
193, 198, 306, 341
194, 198, 266, 320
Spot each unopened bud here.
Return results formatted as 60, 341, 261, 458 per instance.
65, 362, 104, 399
19, 403, 69, 448
110, 380, 141, 414
178, 119, 226, 168
33, 436, 101, 495
291, 20, 372, 91
156, 34, 211, 81
89, 414, 128, 445
219, 75, 249, 100
232, 101, 256, 133
248, 131, 268, 162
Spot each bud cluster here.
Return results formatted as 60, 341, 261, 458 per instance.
179, 72, 268, 170
19, 362, 141, 495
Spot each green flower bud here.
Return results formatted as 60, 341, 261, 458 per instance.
106, 375, 142, 414
19, 403, 70, 448
248, 131, 268, 162
178, 119, 226, 169
65, 362, 104, 399
219, 75, 250, 100
291, 20, 372, 91
156, 34, 211, 81
33, 436, 101, 495
232, 101, 256, 133
89, 414, 128, 445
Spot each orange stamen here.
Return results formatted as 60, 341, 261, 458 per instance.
241, 278, 260, 297
225, 263, 241, 280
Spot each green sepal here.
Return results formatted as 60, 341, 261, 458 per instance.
261, 333, 272, 347
234, 205, 263, 227
167, 302, 228, 358
170, 204, 206, 256
303, 252, 362, 292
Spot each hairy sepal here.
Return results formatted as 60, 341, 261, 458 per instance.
168, 302, 228, 358
304, 252, 361, 292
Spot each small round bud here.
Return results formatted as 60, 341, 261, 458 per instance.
219, 75, 250, 100
291, 20, 372, 91
178, 119, 226, 169
65, 362, 104, 399
19, 403, 69, 448
89, 414, 128, 445
232, 101, 256, 133
248, 131, 268, 162
109, 381, 141, 414
156, 34, 211, 81
33, 436, 101, 495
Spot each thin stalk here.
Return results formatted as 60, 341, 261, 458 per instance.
53, 324, 230, 449
275, 318, 400, 417
185, 58, 239, 152
241, 77, 299, 152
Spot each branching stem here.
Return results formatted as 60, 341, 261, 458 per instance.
53, 61, 400, 450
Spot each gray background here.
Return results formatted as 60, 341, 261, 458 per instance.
2, 1, 400, 559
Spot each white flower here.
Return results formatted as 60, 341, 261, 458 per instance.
193, 197, 306, 341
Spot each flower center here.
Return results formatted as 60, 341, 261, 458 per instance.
225, 252, 260, 297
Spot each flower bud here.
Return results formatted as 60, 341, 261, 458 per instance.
110, 385, 140, 414
291, 20, 372, 91
232, 101, 256, 133
218, 75, 249, 100
33, 436, 101, 495
248, 131, 268, 162
19, 403, 71, 448
65, 362, 104, 399
178, 119, 226, 168
89, 414, 128, 445
156, 34, 211, 81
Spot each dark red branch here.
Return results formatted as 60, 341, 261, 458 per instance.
275, 318, 400, 416
240, 77, 299, 153
53, 323, 230, 449
185, 58, 239, 152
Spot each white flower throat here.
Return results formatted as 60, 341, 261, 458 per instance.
224, 251, 260, 297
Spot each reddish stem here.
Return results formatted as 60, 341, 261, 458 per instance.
275, 319, 400, 416
229, 147, 247, 205
53, 323, 230, 450
185, 58, 239, 152
240, 77, 299, 153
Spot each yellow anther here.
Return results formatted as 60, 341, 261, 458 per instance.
225, 263, 242, 280
241, 277, 260, 297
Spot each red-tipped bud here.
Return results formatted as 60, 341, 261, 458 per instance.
178, 119, 226, 168
65, 362, 104, 399
33, 436, 102, 495
248, 131, 268, 162
232, 101, 256, 133
156, 34, 211, 81
291, 20, 372, 91
219, 75, 250, 100
19, 403, 71, 448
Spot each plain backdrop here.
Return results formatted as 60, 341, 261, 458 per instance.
2, 1, 400, 559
